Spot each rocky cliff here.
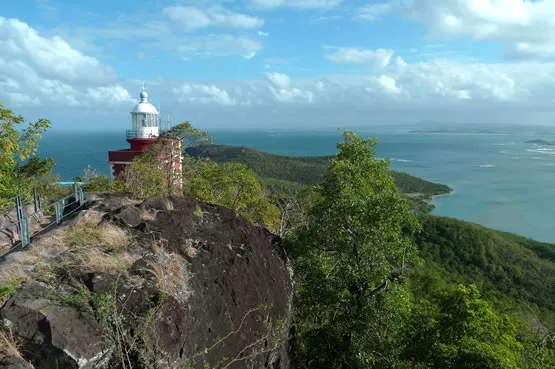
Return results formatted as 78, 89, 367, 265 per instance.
0, 193, 294, 369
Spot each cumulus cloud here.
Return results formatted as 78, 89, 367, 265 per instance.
4, 15, 555, 128
162, 6, 264, 29
250, 0, 342, 10
360, 0, 555, 60
87, 86, 135, 105
325, 47, 394, 67
0, 17, 132, 108
374, 75, 403, 95
0, 17, 116, 85
266, 72, 292, 89
173, 84, 236, 105
265, 72, 314, 103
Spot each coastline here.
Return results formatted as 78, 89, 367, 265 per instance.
431, 190, 454, 200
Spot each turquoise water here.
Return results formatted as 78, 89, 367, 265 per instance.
38, 129, 555, 242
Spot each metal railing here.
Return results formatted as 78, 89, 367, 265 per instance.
126, 130, 157, 139
0, 183, 85, 258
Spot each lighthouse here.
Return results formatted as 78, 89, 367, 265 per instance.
107, 87, 182, 186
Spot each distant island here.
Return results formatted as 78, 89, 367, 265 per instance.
404, 121, 555, 135
409, 129, 502, 134
526, 139, 555, 146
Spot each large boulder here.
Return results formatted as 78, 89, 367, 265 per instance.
2, 282, 104, 369
0, 194, 294, 369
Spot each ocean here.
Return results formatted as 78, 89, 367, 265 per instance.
37, 129, 555, 243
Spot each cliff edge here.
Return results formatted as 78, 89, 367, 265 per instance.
0, 193, 294, 369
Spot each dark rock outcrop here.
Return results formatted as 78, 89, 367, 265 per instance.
0, 194, 294, 369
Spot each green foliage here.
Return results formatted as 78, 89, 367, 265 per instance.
414, 214, 555, 327
62, 226, 103, 248
183, 157, 280, 231
57, 282, 93, 314
186, 144, 331, 186
185, 144, 450, 214
291, 131, 419, 368
0, 102, 56, 203
77, 165, 124, 193
390, 171, 451, 197
185, 144, 451, 197
402, 283, 524, 369
123, 142, 179, 199
0, 279, 22, 304
161, 121, 212, 147
0, 102, 51, 174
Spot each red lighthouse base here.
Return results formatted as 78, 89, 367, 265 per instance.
108, 137, 182, 187
108, 138, 157, 179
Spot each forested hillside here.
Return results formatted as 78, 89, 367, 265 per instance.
186, 143, 555, 349
415, 214, 555, 327
185, 144, 451, 197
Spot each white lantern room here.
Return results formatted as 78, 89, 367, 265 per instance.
129, 89, 159, 139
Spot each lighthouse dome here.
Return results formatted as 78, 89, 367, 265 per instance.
131, 89, 159, 115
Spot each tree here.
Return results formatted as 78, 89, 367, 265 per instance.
183, 158, 280, 232
122, 139, 183, 198
268, 186, 319, 238
123, 143, 166, 199
0, 102, 52, 201
76, 166, 124, 193
290, 131, 420, 368
402, 284, 524, 369
161, 121, 212, 147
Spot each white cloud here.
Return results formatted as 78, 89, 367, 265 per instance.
0, 17, 117, 85
163, 6, 264, 29
365, 0, 555, 60
266, 72, 314, 103
87, 86, 134, 105
250, 0, 342, 10
173, 84, 236, 105
325, 47, 394, 67
258, 30, 269, 36
0, 17, 132, 108
6, 16, 555, 128
374, 74, 403, 95
266, 72, 292, 89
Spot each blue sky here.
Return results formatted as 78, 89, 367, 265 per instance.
2, 0, 555, 130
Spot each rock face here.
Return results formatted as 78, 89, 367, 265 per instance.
0, 193, 294, 369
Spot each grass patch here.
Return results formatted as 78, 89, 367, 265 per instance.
98, 224, 130, 250
164, 199, 174, 211
140, 210, 155, 222
56, 282, 93, 314
75, 248, 135, 274
0, 328, 23, 359
61, 221, 130, 250
143, 252, 185, 297
193, 206, 203, 218
0, 279, 22, 305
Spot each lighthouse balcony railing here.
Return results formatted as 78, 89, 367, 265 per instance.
126, 130, 158, 139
